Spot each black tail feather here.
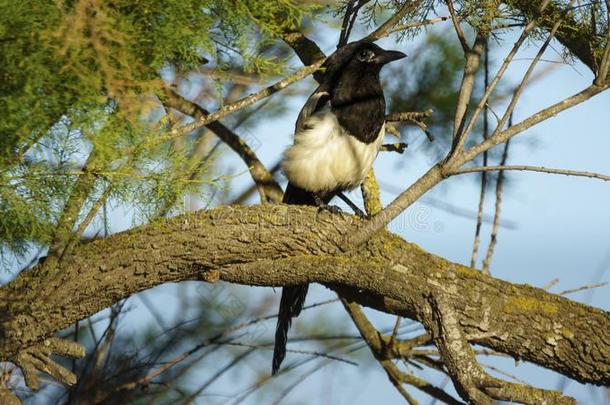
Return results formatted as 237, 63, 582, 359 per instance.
272, 284, 309, 375
272, 182, 328, 375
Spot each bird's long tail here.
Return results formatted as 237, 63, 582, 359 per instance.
272, 284, 309, 375
272, 182, 324, 375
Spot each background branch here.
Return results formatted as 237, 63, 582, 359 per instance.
159, 88, 283, 204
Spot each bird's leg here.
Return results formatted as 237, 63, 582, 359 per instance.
313, 193, 343, 215
336, 192, 368, 219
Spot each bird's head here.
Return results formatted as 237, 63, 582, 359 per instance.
322, 41, 407, 82
351, 42, 407, 67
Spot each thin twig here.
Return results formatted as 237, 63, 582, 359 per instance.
221, 341, 358, 366
180, 348, 255, 404
339, 0, 370, 47
481, 139, 511, 274
451, 165, 610, 182
271, 361, 333, 405
378, 180, 518, 228
558, 281, 608, 295
470, 39, 490, 269
460, 76, 610, 163
389, 16, 449, 33
363, 0, 423, 41
541, 278, 560, 290
168, 61, 324, 140
338, 0, 356, 47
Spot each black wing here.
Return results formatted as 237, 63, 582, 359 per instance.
294, 87, 330, 133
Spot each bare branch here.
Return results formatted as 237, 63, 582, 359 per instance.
449, 0, 553, 156
388, 16, 449, 34
160, 88, 284, 204
385, 109, 433, 122
459, 82, 609, 164
480, 2, 574, 153
450, 33, 485, 142
450, 164, 610, 182
380, 143, 409, 153
559, 281, 608, 295
445, 0, 470, 53
280, 30, 326, 66
481, 139, 511, 274
168, 61, 324, 141
470, 41, 490, 269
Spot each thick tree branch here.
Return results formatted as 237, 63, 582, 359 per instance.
1, 205, 608, 393
280, 30, 326, 66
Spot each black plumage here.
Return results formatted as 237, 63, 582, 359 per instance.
272, 41, 406, 375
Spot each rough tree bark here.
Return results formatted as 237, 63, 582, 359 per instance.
1, 205, 608, 390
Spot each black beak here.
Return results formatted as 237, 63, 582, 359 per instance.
376, 49, 407, 65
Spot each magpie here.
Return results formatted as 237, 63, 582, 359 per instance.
272, 41, 406, 375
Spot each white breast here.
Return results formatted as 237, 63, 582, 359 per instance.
281, 111, 384, 192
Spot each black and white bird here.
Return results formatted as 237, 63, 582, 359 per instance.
272, 41, 406, 375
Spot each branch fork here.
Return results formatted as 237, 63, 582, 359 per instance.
425, 295, 575, 405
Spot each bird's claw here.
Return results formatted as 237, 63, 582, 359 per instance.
353, 209, 370, 219
317, 204, 343, 215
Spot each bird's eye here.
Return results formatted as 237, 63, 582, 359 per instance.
357, 49, 374, 62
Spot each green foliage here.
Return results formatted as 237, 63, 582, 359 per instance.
0, 0, 314, 260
